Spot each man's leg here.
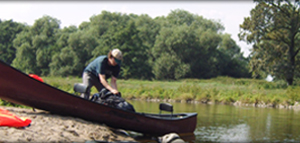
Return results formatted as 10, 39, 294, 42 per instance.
81, 72, 104, 100
94, 79, 104, 92
81, 72, 93, 99
90, 79, 104, 101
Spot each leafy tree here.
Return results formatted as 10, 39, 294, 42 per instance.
12, 15, 61, 75
11, 27, 37, 73
219, 34, 242, 58
239, 0, 300, 85
89, 11, 131, 58
218, 34, 251, 78
134, 14, 160, 49
67, 30, 97, 75
87, 11, 149, 79
152, 52, 190, 80
49, 26, 81, 76
55, 25, 78, 51
152, 10, 224, 80
164, 9, 224, 31
49, 47, 80, 76
133, 14, 161, 79
118, 20, 151, 79
0, 20, 26, 64
51, 25, 96, 77
12, 42, 37, 74
5, 9, 251, 80
152, 25, 193, 79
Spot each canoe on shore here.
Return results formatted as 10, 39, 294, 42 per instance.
0, 60, 197, 136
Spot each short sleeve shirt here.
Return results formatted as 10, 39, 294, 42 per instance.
84, 55, 120, 79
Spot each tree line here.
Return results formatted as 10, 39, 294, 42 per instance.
0, 9, 251, 80
11, 0, 300, 86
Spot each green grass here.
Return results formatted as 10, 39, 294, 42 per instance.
1, 76, 299, 108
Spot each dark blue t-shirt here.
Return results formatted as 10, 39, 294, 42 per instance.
84, 55, 120, 79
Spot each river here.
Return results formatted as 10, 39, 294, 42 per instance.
129, 100, 300, 142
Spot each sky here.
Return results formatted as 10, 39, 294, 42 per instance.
0, 1, 256, 57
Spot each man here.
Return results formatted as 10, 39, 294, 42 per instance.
81, 49, 123, 100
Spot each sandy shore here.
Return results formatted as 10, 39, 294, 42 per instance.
0, 106, 137, 143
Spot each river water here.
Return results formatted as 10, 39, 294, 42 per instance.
129, 100, 300, 143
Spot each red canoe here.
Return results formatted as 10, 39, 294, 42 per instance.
0, 60, 197, 136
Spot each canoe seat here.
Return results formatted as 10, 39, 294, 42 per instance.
159, 103, 173, 116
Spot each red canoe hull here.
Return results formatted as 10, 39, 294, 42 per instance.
0, 61, 197, 136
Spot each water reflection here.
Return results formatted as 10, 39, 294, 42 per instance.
196, 123, 250, 142
129, 100, 300, 142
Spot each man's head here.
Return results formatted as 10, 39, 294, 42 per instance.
108, 49, 123, 66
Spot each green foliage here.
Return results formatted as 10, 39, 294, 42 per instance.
0, 99, 29, 108
49, 47, 80, 76
12, 16, 61, 75
12, 42, 37, 74
218, 34, 251, 78
84, 11, 153, 79
152, 20, 221, 79
4, 8, 299, 108
0, 19, 26, 64
239, 0, 300, 85
49, 26, 82, 76
152, 52, 190, 80
286, 86, 300, 102
3, 9, 250, 81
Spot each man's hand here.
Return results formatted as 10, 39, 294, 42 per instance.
110, 89, 119, 95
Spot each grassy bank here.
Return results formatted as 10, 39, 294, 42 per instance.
1, 76, 300, 108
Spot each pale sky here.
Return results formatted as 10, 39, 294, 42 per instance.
0, 1, 256, 57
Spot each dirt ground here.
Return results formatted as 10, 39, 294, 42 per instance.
0, 106, 138, 143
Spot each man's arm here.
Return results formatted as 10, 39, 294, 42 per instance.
110, 76, 118, 90
99, 74, 119, 94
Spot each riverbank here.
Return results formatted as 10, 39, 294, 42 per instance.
39, 76, 300, 109
140, 98, 300, 110
0, 106, 136, 143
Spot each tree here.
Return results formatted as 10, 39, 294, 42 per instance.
133, 14, 161, 79
0, 20, 25, 64
88, 11, 131, 58
218, 34, 251, 78
87, 11, 149, 79
114, 20, 148, 79
49, 47, 80, 76
239, 0, 300, 85
67, 30, 97, 75
152, 52, 190, 80
49, 25, 81, 76
12, 15, 61, 75
152, 25, 194, 79
11, 27, 37, 73
152, 10, 224, 80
